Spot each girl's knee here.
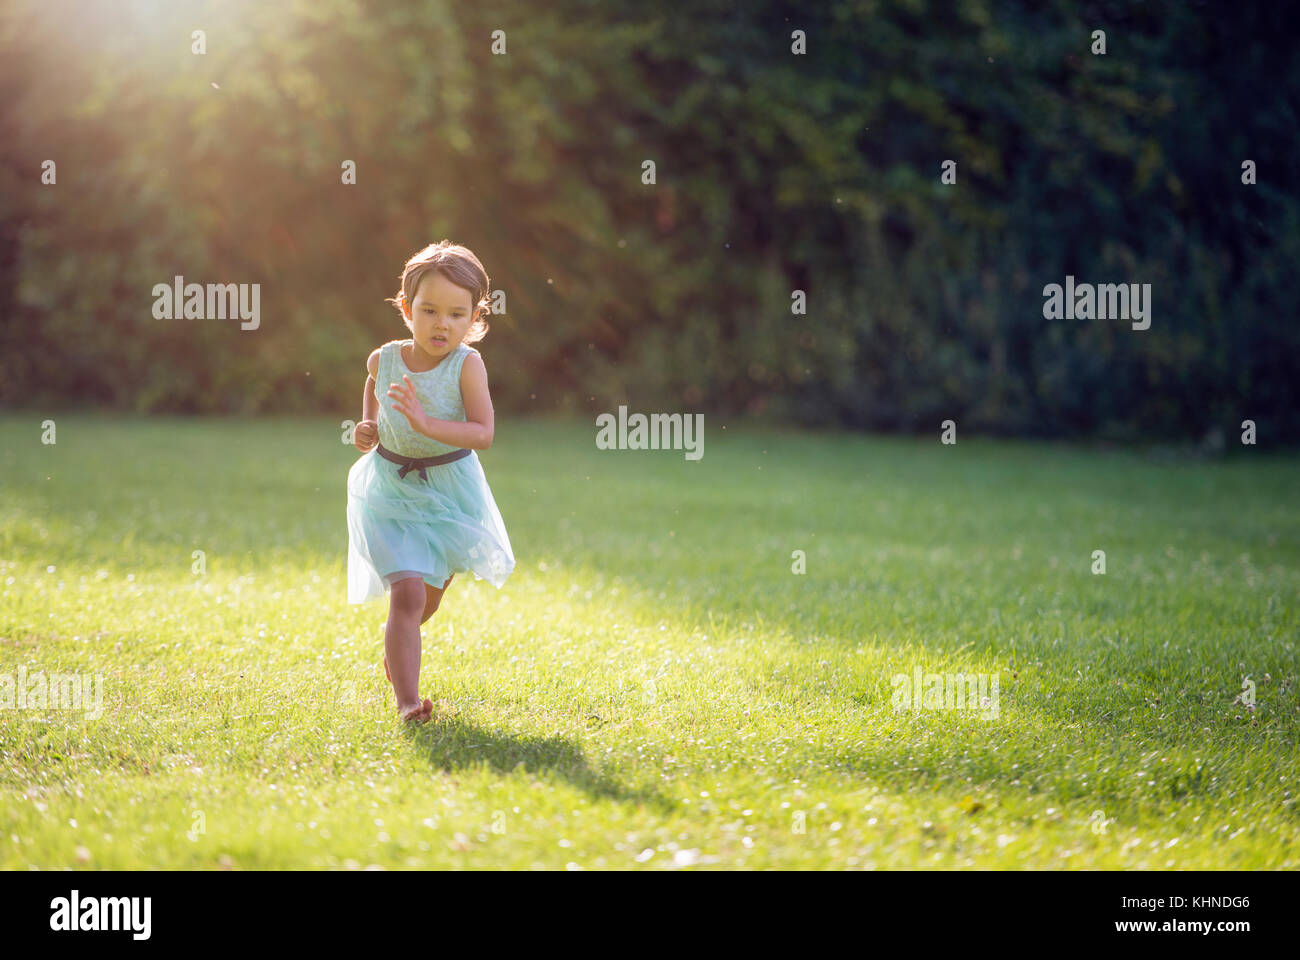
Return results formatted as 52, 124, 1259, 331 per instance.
420, 588, 442, 624
388, 577, 425, 616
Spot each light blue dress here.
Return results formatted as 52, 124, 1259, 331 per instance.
346, 339, 515, 604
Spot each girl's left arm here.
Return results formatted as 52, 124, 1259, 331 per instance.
388, 353, 494, 450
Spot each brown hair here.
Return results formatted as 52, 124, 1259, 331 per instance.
386, 240, 491, 345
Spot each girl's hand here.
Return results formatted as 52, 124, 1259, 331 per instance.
386, 376, 432, 437
353, 419, 378, 452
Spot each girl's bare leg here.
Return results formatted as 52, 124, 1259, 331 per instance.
421, 574, 454, 624
385, 576, 431, 722
385, 573, 455, 681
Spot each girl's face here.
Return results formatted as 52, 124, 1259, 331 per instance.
404, 271, 476, 361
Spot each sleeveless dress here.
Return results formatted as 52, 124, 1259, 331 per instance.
346, 339, 515, 604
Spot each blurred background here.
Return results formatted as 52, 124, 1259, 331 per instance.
1, 0, 1296, 444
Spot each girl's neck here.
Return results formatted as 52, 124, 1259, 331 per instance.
404, 338, 451, 372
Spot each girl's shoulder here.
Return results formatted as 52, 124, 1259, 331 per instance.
367, 340, 403, 377
456, 342, 482, 373
383, 338, 415, 367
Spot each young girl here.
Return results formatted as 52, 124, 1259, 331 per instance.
346, 240, 516, 723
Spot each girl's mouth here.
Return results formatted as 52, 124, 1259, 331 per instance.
432, 336, 447, 346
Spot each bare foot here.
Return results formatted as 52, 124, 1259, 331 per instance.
400, 698, 433, 724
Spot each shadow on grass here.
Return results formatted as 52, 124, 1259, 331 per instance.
401, 715, 677, 815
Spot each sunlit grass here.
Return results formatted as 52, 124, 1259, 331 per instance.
1, 414, 1297, 868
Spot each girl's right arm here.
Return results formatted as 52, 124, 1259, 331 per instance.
355, 347, 382, 451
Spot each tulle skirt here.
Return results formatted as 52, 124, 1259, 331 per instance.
346, 447, 515, 604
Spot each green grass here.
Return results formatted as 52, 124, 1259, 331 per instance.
1, 413, 1297, 869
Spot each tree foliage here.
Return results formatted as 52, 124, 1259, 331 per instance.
2, 0, 1295, 443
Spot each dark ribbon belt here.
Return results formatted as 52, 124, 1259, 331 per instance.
375, 443, 472, 481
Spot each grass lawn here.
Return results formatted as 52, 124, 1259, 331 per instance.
1, 413, 1297, 869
